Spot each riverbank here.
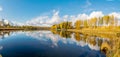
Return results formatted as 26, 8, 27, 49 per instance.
0, 27, 50, 31
51, 28, 120, 57
67, 28, 120, 39
0, 28, 24, 30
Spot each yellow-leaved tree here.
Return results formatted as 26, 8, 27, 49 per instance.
83, 20, 88, 28
75, 20, 81, 29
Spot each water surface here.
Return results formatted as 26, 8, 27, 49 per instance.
0, 31, 106, 57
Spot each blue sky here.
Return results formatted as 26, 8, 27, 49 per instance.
0, 0, 120, 24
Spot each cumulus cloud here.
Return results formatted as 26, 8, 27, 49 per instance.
77, 14, 89, 20
68, 14, 88, 26
0, 6, 3, 11
11, 21, 25, 26
47, 11, 61, 24
63, 15, 69, 22
109, 12, 120, 19
2, 11, 120, 26
88, 11, 104, 19
26, 16, 50, 26
25, 10, 120, 26
26, 10, 61, 27
69, 11, 104, 26
109, 12, 120, 25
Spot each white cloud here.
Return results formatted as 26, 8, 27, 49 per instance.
88, 11, 104, 19
69, 15, 76, 26
11, 21, 24, 26
69, 11, 104, 26
109, 12, 120, 19
0, 6, 3, 11
70, 14, 89, 26
26, 10, 61, 27
109, 12, 120, 25
63, 15, 69, 21
77, 14, 89, 20
47, 10, 61, 25
25, 10, 120, 27
26, 16, 50, 26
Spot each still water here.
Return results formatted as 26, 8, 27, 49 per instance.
0, 31, 108, 57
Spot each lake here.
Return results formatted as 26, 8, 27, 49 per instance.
0, 30, 111, 57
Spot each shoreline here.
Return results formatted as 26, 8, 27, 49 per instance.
0, 27, 51, 31
67, 29, 120, 39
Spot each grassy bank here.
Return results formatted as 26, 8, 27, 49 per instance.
0, 26, 50, 31
67, 28, 120, 39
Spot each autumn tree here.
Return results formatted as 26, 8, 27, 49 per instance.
90, 17, 97, 28
74, 32, 81, 41
66, 22, 73, 29
75, 20, 81, 29
103, 15, 110, 26
83, 20, 88, 28
98, 17, 103, 27
109, 15, 115, 27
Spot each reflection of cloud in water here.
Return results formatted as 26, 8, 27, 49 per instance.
0, 46, 3, 50
47, 34, 59, 47
0, 36, 3, 39
26, 31, 110, 51
11, 31, 24, 36
4, 34, 9, 38
88, 44, 100, 50
26, 31, 51, 41
26, 31, 71, 48
78, 41, 87, 47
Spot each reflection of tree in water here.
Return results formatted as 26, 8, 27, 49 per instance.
59, 31, 72, 38
51, 30, 72, 38
51, 30, 106, 48
74, 32, 81, 41
105, 37, 120, 57
0, 31, 10, 39
51, 30, 120, 57
74, 33, 102, 47
74, 32, 120, 57
0, 54, 2, 57
87, 36, 97, 46
0, 31, 7, 57
97, 39, 103, 47
96, 34, 120, 57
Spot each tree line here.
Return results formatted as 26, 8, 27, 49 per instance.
51, 15, 119, 30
